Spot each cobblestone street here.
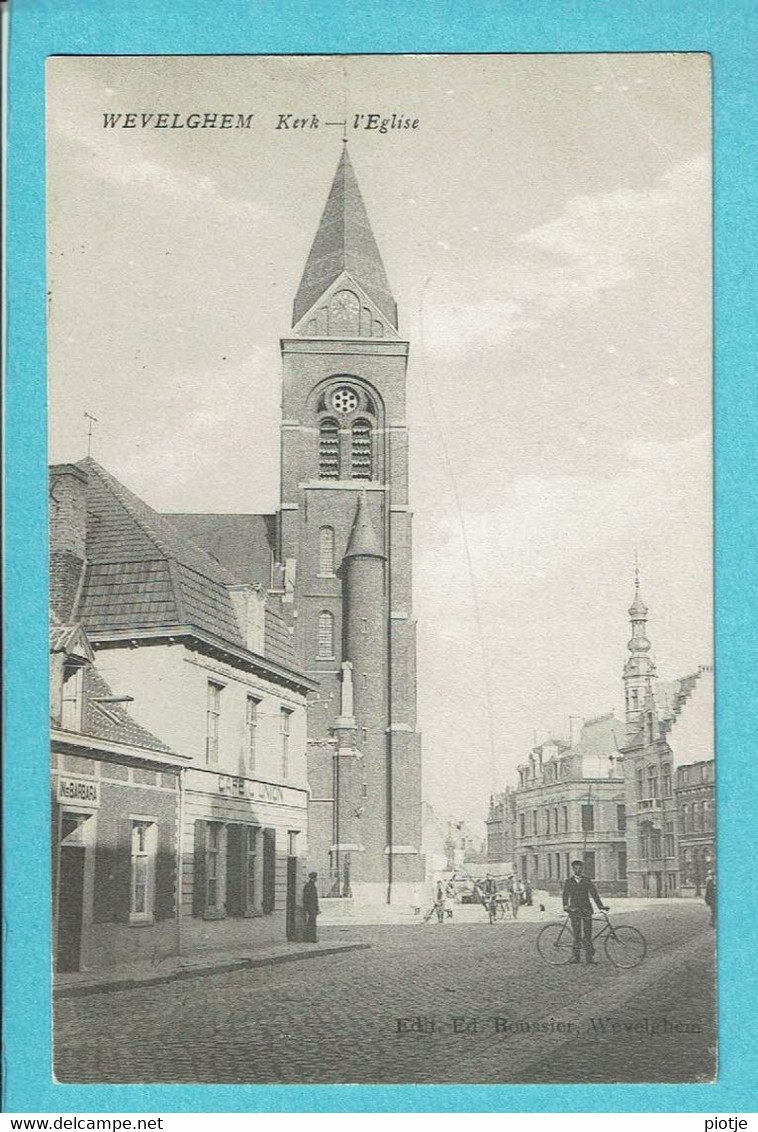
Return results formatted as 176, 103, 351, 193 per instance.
55, 902, 715, 1085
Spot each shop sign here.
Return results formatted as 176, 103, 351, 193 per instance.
57, 776, 100, 807
218, 775, 284, 804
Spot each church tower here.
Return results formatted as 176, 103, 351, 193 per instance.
623, 561, 657, 739
278, 146, 423, 903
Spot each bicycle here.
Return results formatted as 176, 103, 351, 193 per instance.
536, 908, 647, 968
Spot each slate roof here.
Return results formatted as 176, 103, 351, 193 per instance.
569, 713, 623, 761
163, 513, 276, 586
293, 146, 398, 328
76, 458, 243, 646
72, 459, 299, 673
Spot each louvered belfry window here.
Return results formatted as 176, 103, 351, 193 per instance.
351, 418, 372, 479
319, 418, 340, 478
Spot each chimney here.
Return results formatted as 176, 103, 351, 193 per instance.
49, 464, 88, 621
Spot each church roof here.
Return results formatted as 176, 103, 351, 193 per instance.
343, 492, 385, 560
163, 513, 276, 586
293, 146, 397, 329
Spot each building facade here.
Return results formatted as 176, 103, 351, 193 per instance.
511, 722, 629, 896
50, 460, 315, 969
486, 788, 517, 865
51, 621, 187, 974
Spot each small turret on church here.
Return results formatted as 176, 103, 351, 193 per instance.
277, 146, 423, 903
623, 563, 657, 740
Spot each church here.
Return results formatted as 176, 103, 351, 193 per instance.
168, 146, 425, 905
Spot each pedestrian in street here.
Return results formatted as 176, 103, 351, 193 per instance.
524, 880, 533, 907
509, 877, 520, 920
704, 870, 716, 927
562, 859, 609, 964
303, 871, 320, 943
434, 880, 446, 923
445, 879, 455, 919
481, 873, 497, 923
411, 882, 423, 916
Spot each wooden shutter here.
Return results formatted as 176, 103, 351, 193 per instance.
192, 820, 207, 917
154, 818, 176, 922
262, 827, 276, 914
225, 824, 243, 917
112, 818, 133, 923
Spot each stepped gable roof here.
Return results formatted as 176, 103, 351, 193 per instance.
163, 513, 277, 586
75, 458, 243, 646
293, 146, 397, 328
80, 666, 175, 754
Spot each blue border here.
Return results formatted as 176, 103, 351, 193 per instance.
5, 0, 757, 1113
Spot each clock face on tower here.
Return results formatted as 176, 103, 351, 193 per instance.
331, 386, 359, 414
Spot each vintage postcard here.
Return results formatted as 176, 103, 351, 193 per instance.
46, 53, 714, 1085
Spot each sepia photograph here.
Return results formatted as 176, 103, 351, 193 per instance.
46, 53, 714, 1085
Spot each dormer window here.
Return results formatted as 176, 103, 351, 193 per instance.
61, 662, 84, 732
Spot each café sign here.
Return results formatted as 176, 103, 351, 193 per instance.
218, 775, 285, 805
58, 776, 100, 807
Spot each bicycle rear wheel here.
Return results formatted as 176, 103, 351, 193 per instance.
537, 922, 574, 965
604, 924, 647, 968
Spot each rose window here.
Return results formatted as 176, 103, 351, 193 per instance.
331, 386, 359, 414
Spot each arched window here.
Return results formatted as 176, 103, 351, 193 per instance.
351, 418, 372, 479
319, 419, 340, 479
317, 611, 334, 658
319, 526, 335, 575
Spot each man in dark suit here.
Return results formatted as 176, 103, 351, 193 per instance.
562, 859, 609, 964
303, 871, 320, 943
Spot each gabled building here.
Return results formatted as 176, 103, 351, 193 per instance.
486, 787, 517, 865
620, 568, 714, 897
50, 459, 316, 964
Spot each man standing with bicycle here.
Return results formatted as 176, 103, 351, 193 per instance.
562, 859, 609, 964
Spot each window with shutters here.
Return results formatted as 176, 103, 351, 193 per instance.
319, 526, 335, 575
319, 418, 340, 478
280, 708, 293, 779
245, 826, 259, 912
245, 695, 260, 772
206, 681, 222, 764
350, 418, 372, 479
262, 827, 276, 914
317, 611, 334, 659
130, 820, 157, 922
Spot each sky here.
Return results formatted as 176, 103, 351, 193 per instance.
47, 54, 712, 834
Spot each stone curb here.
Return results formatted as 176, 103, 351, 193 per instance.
54, 941, 371, 999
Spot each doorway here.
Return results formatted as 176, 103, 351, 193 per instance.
55, 812, 91, 972
285, 830, 299, 941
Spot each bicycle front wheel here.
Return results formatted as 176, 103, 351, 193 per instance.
537, 922, 574, 965
604, 925, 647, 968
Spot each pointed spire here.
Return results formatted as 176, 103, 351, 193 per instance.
343, 492, 385, 561
293, 147, 397, 329
629, 550, 648, 619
